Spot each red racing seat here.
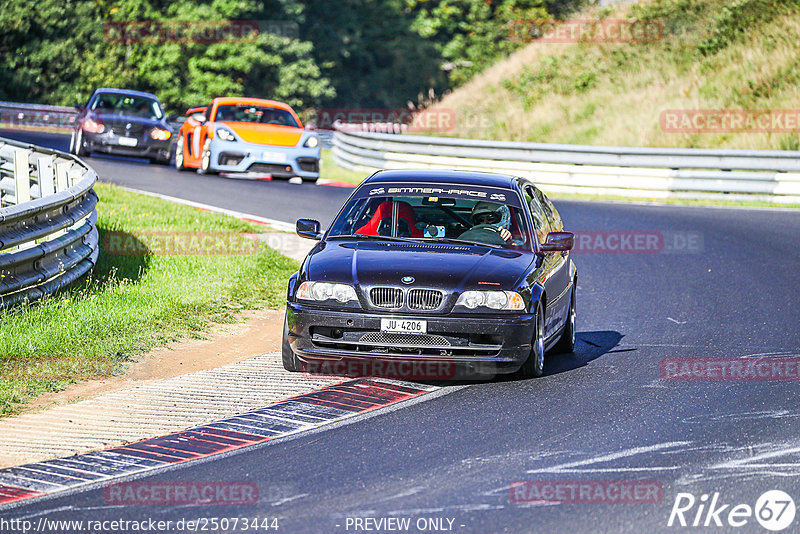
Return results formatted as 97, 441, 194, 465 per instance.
355, 201, 423, 238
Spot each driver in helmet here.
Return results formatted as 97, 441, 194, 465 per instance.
457, 201, 512, 246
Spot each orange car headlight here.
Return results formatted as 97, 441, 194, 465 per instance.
150, 128, 171, 141
82, 118, 105, 134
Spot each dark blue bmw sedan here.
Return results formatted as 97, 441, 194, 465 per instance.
70, 88, 174, 164
283, 170, 577, 380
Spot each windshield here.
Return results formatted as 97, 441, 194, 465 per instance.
90, 93, 164, 120
214, 104, 299, 127
328, 190, 530, 249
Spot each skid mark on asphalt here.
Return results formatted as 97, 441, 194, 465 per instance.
525, 441, 691, 474
682, 410, 800, 424
514, 439, 800, 486
0, 379, 437, 508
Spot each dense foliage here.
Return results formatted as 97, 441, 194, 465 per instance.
0, 0, 585, 112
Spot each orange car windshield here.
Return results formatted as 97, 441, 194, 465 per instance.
214, 105, 299, 127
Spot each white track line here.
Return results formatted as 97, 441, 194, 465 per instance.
114, 185, 295, 232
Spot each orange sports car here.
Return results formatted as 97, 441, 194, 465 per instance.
174, 97, 320, 178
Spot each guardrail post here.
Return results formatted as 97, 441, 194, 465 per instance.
13, 149, 31, 205
37, 156, 55, 198
55, 161, 70, 192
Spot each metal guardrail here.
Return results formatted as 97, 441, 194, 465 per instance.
0, 136, 99, 307
332, 130, 800, 202
0, 101, 77, 133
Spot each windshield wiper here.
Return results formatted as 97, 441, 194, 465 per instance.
420, 237, 501, 248
328, 234, 421, 243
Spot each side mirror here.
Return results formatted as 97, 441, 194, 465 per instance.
540, 231, 574, 253
296, 218, 322, 240
74, 104, 84, 111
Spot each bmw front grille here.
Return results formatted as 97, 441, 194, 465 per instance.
369, 287, 444, 310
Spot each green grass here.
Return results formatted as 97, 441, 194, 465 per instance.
434, 0, 800, 150
0, 183, 299, 417
321, 149, 370, 185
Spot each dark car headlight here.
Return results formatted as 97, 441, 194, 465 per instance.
83, 118, 105, 134
455, 290, 525, 311
297, 281, 358, 304
150, 127, 171, 141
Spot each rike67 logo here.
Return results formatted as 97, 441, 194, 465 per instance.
668, 490, 796, 531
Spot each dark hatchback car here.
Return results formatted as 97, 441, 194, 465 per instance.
283, 170, 578, 380
69, 88, 174, 164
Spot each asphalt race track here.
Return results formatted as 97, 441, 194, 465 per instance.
0, 130, 354, 228
2, 130, 800, 533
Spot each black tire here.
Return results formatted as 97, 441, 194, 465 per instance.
282, 317, 300, 372
175, 136, 190, 171
553, 284, 576, 354
518, 302, 546, 379
71, 130, 88, 157
198, 138, 217, 175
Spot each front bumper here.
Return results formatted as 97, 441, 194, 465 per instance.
208, 137, 320, 178
84, 131, 172, 160
286, 301, 535, 378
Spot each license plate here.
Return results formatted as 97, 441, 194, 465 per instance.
262, 150, 286, 163
118, 137, 137, 147
381, 318, 427, 335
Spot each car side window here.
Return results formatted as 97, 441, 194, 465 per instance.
534, 188, 562, 231
523, 185, 550, 244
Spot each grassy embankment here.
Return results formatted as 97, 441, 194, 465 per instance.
0, 183, 298, 416
438, 0, 800, 150
323, 0, 800, 206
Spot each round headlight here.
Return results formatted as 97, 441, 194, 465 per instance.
311, 282, 332, 300
150, 128, 171, 141
460, 291, 484, 309
485, 291, 508, 310
216, 128, 236, 141
333, 285, 352, 303
304, 136, 319, 148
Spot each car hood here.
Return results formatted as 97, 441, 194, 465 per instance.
305, 240, 535, 292
221, 122, 302, 146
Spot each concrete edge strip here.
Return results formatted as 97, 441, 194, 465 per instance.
315, 178, 357, 188
0, 378, 437, 508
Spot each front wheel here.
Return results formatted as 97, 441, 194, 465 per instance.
553, 284, 576, 354
70, 130, 87, 157
518, 302, 546, 379
282, 317, 300, 372
198, 138, 217, 175
175, 136, 189, 171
